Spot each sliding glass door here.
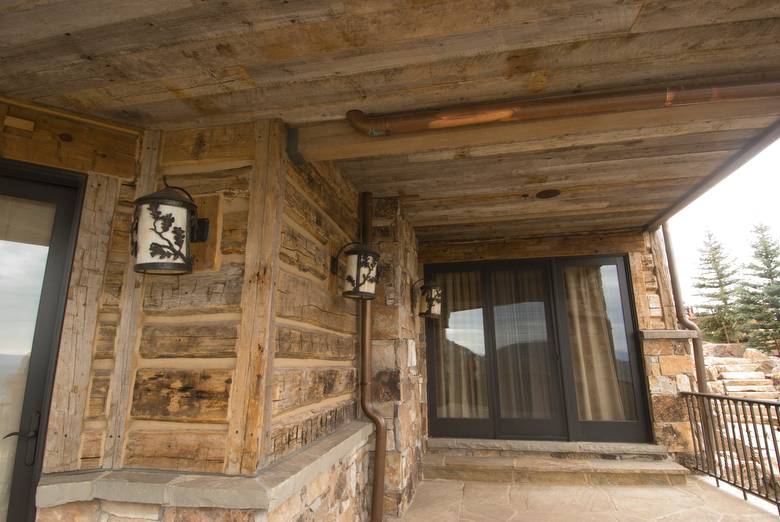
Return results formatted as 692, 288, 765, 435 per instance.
555, 257, 648, 442
426, 256, 649, 442
488, 264, 566, 438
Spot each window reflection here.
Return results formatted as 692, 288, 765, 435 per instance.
434, 271, 489, 419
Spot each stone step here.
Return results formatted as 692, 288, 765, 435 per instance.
727, 391, 780, 400
422, 454, 688, 485
714, 365, 762, 373
719, 371, 766, 380
720, 379, 774, 387
706, 357, 754, 366
725, 384, 777, 393
425, 438, 670, 461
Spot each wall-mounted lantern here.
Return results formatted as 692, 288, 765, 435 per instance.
330, 242, 380, 299
412, 279, 442, 319
131, 179, 209, 275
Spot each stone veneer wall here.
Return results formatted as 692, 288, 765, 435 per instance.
370, 198, 425, 517
419, 228, 695, 460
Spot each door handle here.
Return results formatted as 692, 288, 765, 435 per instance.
2, 430, 38, 440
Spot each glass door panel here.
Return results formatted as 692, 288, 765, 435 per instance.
490, 266, 566, 438
0, 196, 55, 522
1, 163, 83, 522
556, 257, 649, 442
428, 269, 492, 437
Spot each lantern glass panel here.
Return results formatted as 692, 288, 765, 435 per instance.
420, 285, 442, 317
134, 201, 191, 274
343, 248, 378, 298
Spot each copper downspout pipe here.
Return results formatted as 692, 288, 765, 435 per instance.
346, 82, 780, 137
359, 191, 387, 522
661, 223, 707, 393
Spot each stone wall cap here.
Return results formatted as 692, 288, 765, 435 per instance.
640, 329, 699, 340
37, 420, 374, 511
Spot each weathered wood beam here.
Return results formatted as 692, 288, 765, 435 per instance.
297, 94, 780, 161
225, 120, 287, 475
103, 129, 160, 468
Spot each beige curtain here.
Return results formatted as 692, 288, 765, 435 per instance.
564, 266, 627, 421
435, 271, 489, 419
492, 269, 552, 420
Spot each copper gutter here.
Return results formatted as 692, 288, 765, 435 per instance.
358, 191, 387, 522
346, 82, 780, 137
661, 223, 707, 393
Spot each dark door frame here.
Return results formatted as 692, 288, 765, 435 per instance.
552, 255, 650, 443
425, 254, 650, 443
1, 158, 85, 522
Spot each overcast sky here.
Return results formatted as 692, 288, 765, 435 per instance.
668, 137, 780, 306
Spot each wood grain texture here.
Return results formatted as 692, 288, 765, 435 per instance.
275, 269, 358, 334
142, 263, 245, 315
0, 102, 138, 178
3, 2, 778, 128
103, 130, 160, 468
225, 120, 287, 475
267, 399, 357, 464
274, 324, 357, 361
139, 322, 239, 359
130, 368, 232, 422
124, 428, 226, 472
43, 174, 120, 473
271, 367, 356, 416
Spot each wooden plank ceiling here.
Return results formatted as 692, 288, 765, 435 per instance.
1, 0, 780, 241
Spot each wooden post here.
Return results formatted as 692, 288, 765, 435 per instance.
225, 120, 286, 475
103, 129, 160, 468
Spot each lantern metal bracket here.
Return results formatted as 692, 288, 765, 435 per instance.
191, 218, 210, 243
410, 278, 425, 310
330, 241, 361, 275
160, 176, 210, 244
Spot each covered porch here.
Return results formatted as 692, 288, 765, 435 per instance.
1, 2, 780, 521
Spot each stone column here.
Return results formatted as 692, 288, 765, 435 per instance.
370, 197, 424, 517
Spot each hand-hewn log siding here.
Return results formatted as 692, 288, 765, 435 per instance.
271, 367, 357, 416
32, 114, 359, 475
139, 322, 239, 358
123, 428, 226, 472
274, 325, 357, 361
142, 263, 245, 315
43, 174, 121, 473
114, 122, 261, 473
130, 368, 232, 422
267, 159, 360, 464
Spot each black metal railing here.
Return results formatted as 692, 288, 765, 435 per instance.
683, 391, 780, 515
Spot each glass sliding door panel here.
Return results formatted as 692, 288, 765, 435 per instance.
563, 264, 638, 422
0, 195, 55, 522
433, 271, 489, 419
492, 268, 556, 420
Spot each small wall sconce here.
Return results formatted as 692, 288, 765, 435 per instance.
412, 279, 443, 318
131, 178, 209, 275
331, 242, 380, 299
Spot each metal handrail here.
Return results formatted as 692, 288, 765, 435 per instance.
683, 391, 780, 515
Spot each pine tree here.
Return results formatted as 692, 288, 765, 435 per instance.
739, 224, 780, 355
694, 231, 743, 343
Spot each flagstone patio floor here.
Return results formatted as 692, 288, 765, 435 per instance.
400, 476, 777, 521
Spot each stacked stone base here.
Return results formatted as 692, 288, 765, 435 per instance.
36, 422, 373, 522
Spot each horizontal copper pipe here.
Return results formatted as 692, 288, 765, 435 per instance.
346, 82, 780, 137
